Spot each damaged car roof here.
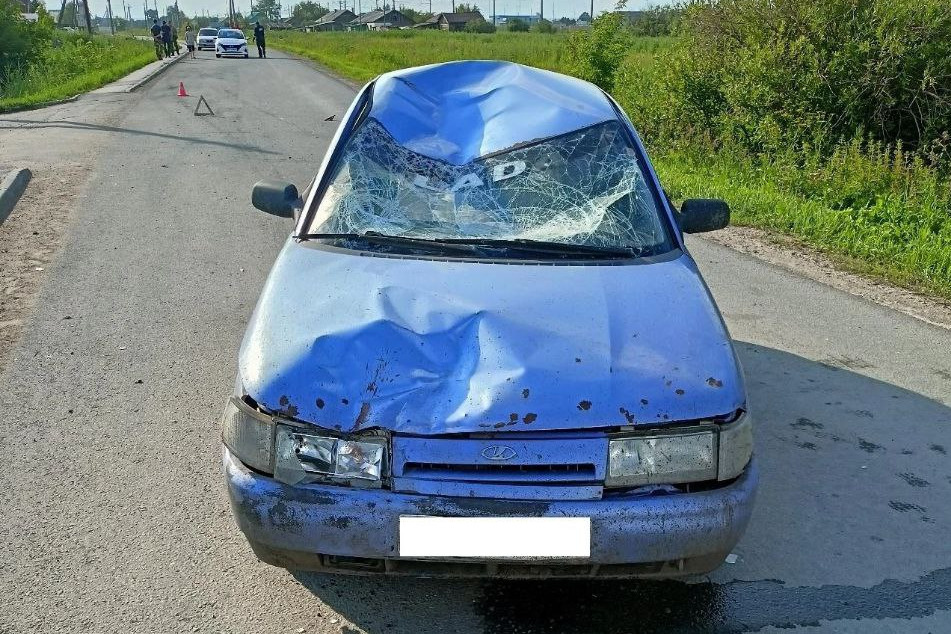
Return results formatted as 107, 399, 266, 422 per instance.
368, 60, 620, 165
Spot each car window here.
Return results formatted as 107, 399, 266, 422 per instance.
307, 119, 675, 255
218, 29, 243, 38
198, 28, 217, 35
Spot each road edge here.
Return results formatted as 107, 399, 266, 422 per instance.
128, 50, 189, 93
701, 226, 951, 331
0, 168, 32, 226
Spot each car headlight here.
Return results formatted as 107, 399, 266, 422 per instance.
221, 397, 275, 474
717, 412, 754, 480
606, 413, 752, 487
221, 397, 388, 487
274, 424, 386, 487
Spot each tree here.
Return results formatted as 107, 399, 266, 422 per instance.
577, 11, 590, 23
290, 1, 327, 25
399, 7, 431, 24
253, 0, 280, 21
463, 17, 494, 32
165, 4, 184, 25
453, 2, 478, 13
506, 17, 528, 31
532, 18, 554, 33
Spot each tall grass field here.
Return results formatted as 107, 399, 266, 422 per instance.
270, 17, 951, 300
0, 12, 155, 112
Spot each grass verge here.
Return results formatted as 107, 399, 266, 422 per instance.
0, 35, 156, 112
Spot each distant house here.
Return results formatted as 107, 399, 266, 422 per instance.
349, 9, 413, 31
417, 11, 485, 31
308, 8, 355, 31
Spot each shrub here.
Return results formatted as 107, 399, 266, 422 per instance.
564, 11, 630, 90
532, 19, 555, 33
506, 18, 529, 32
673, 0, 951, 164
464, 18, 496, 33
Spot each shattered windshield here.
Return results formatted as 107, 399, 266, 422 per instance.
307, 119, 674, 255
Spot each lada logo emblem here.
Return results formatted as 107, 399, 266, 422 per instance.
481, 445, 517, 461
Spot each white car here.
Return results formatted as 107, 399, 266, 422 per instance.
196, 27, 217, 50
215, 28, 249, 58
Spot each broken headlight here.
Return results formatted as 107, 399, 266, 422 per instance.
606, 412, 752, 487
221, 397, 275, 474
274, 425, 386, 487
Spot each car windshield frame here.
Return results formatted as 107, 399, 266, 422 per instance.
198, 28, 218, 35
302, 116, 677, 259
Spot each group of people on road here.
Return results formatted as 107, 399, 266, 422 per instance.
149, 19, 266, 62
150, 19, 180, 61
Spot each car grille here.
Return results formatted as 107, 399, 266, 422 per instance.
392, 435, 607, 500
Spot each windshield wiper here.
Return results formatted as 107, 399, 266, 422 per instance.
440, 238, 639, 259
299, 232, 639, 259
298, 232, 480, 255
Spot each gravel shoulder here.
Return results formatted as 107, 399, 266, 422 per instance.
705, 225, 951, 331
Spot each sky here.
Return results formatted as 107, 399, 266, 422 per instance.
79, 0, 664, 24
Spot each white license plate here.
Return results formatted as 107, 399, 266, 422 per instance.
399, 516, 590, 558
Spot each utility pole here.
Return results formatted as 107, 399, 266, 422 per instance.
589, 0, 593, 24
107, 0, 115, 32
492, 0, 495, 24
539, 0, 542, 22
82, 0, 93, 32
56, 0, 66, 26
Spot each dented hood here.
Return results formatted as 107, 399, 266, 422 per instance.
238, 241, 745, 434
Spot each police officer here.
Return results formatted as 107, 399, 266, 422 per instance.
253, 21, 266, 59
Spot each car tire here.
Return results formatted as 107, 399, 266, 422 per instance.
244, 53, 249, 58
216, 53, 221, 58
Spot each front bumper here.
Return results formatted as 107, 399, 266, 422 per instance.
223, 446, 757, 578
217, 48, 247, 57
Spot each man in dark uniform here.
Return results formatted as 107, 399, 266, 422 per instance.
253, 21, 266, 58
161, 20, 173, 58
149, 18, 164, 60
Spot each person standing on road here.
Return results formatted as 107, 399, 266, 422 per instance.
184, 25, 196, 59
150, 18, 164, 60
161, 20, 173, 58
253, 21, 266, 59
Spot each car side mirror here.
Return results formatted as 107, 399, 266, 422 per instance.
677, 199, 730, 233
251, 180, 301, 219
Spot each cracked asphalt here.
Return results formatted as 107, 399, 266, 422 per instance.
0, 50, 950, 633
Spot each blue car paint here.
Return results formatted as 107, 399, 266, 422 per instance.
239, 243, 744, 434
226, 60, 756, 575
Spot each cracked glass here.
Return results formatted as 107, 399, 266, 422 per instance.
308, 119, 673, 253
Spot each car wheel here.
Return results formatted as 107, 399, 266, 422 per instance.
244, 53, 249, 58
216, 53, 221, 58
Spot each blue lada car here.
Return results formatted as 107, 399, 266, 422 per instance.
222, 60, 756, 578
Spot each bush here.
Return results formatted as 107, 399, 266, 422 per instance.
506, 18, 529, 32
673, 0, 951, 163
0, 0, 56, 85
463, 18, 496, 33
532, 19, 555, 33
564, 11, 630, 90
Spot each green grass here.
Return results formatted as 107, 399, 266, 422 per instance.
655, 149, 951, 298
0, 34, 155, 112
272, 30, 677, 82
271, 30, 951, 300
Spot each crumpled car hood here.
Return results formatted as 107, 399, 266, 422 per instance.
238, 241, 745, 434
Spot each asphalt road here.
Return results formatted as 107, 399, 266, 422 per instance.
1, 50, 950, 634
